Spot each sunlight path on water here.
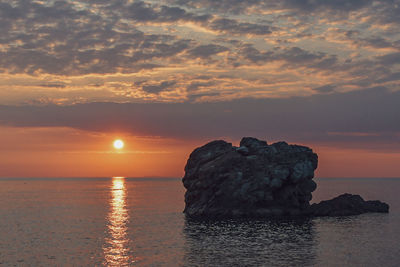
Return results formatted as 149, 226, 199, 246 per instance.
103, 177, 134, 266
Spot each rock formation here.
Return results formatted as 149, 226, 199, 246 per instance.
182, 137, 389, 218
309, 193, 389, 216
182, 137, 318, 217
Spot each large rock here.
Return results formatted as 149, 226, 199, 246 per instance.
182, 137, 389, 218
182, 137, 318, 218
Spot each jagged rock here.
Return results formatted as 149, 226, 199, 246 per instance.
309, 193, 389, 216
182, 137, 389, 219
182, 137, 318, 218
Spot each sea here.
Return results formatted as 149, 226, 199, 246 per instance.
0, 177, 399, 267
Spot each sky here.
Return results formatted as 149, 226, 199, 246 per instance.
0, 0, 399, 177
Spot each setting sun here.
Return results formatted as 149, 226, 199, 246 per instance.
113, 139, 124, 150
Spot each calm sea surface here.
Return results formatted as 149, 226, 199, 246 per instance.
0, 177, 399, 266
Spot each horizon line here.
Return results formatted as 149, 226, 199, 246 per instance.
1, 176, 400, 179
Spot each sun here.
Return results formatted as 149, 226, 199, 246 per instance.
113, 139, 124, 150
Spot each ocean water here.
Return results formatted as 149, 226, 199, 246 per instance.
0, 177, 399, 266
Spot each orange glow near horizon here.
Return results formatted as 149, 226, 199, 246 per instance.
0, 126, 189, 177
314, 146, 400, 178
0, 126, 399, 178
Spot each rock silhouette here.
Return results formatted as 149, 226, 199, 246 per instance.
309, 193, 389, 216
182, 137, 389, 218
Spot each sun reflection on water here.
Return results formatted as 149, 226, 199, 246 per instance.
103, 177, 134, 266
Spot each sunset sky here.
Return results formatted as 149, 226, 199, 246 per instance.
0, 0, 399, 178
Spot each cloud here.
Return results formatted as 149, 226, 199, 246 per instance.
368, 2, 400, 27
0, 87, 399, 149
172, 0, 375, 14
188, 44, 229, 59
140, 80, 177, 94
279, 47, 333, 65
186, 81, 216, 91
124, 1, 210, 23
323, 28, 400, 51
0, 0, 399, 107
281, 0, 373, 13
377, 72, 400, 83
208, 18, 273, 35
122, 2, 275, 36
376, 52, 400, 66
186, 92, 221, 102
238, 45, 338, 71
170, 0, 263, 14
0, 0, 279, 76
0, 0, 204, 75
312, 85, 336, 93
38, 82, 67, 88
359, 37, 397, 50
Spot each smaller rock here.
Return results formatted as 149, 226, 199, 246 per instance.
309, 193, 389, 217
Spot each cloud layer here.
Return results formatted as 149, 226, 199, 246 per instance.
0, 0, 399, 105
1, 87, 399, 150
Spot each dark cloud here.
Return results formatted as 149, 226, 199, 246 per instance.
377, 52, 400, 66
334, 30, 400, 50
312, 85, 336, 93
188, 44, 229, 59
171, 0, 263, 14
279, 47, 327, 64
359, 37, 396, 49
281, 0, 373, 12
0, 87, 399, 148
369, 2, 400, 26
186, 81, 216, 91
123, 2, 275, 36
140, 81, 177, 94
186, 92, 221, 102
124, 1, 210, 23
38, 82, 67, 88
237, 44, 275, 63
209, 18, 273, 35
172, 0, 374, 14
238, 45, 338, 71
377, 72, 400, 83
0, 2, 23, 20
